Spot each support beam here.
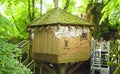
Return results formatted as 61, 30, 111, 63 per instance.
26, 60, 34, 68
39, 64, 42, 74
66, 62, 84, 74
40, 63, 56, 74
34, 61, 36, 74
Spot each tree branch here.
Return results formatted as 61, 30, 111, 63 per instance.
28, 0, 31, 21
32, 0, 35, 21
40, 0, 42, 16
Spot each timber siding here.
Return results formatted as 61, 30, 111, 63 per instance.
30, 26, 92, 63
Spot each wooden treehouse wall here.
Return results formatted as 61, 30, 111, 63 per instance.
30, 26, 92, 63
33, 27, 59, 55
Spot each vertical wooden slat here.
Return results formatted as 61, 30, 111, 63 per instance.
51, 27, 55, 54
53, 27, 59, 55
58, 64, 66, 74
38, 31, 42, 53
60, 38, 63, 54
47, 27, 53, 54
41, 28, 45, 53
35, 31, 39, 52
44, 28, 47, 53
47, 27, 50, 54
32, 32, 35, 58
55, 35, 59, 54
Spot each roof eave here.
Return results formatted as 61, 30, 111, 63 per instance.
27, 23, 94, 28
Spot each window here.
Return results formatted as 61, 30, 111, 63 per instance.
81, 33, 87, 39
64, 40, 69, 49
65, 40, 68, 47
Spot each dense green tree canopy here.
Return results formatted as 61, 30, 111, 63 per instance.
0, 14, 20, 39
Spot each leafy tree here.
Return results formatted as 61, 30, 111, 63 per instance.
81, 0, 120, 40
101, 0, 120, 39
81, 0, 120, 74
0, 13, 20, 39
0, 13, 31, 74
1, 0, 31, 38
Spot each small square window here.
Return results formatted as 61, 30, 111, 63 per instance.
65, 40, 68, 47
64, 40, 69, 49
81, 33, 87, 39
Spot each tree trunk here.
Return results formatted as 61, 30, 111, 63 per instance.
64, 0, 70, 11
53, 0, 58, 8
28, 0, 32, 21
40, 0, 42, 16
32, 0, 35, 21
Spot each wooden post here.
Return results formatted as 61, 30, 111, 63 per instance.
40, 63, 56, 74
34, 61, 36, 74
58, 63, 66, 74
39, 64, 42, 74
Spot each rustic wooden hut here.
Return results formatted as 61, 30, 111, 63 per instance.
27, 8, 94, 64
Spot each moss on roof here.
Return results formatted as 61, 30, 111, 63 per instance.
29, 8, 93, 27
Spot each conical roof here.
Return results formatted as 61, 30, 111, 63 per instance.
28, 8, 94, 27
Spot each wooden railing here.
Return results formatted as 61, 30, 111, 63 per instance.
16, 40, 39, 74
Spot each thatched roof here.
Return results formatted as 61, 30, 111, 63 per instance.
28, 8, 94, 27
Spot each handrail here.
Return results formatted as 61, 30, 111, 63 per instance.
16, 40, 30, 48
19, 40, 30, 48
16, 40, 26, 46
26, 60, 34, 68
15, 40, 30, 64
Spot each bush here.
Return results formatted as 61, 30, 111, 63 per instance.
0, 39, 31, 74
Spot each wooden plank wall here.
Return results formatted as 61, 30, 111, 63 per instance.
31, 26, 92, 63
58, 32, 92, 63
33, 27, 59, 55
59, 36, 81, 55
58, 40, 90, 63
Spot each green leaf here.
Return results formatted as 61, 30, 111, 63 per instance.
114, 64, 120, 74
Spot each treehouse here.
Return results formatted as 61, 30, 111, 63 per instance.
27, 8, 94, 64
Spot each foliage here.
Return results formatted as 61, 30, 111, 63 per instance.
0, 39, 31, 74
101, 0, 120, 39
0, 14, 20, 39
81, 0, 120, 40
101, 0, 120, 25
108, 40, 120, 74
0, 11, 31, 74
99, 0, 120, 39
3, 0, 31, 38
81, 0, 120, 73
0, 0, 91, 38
